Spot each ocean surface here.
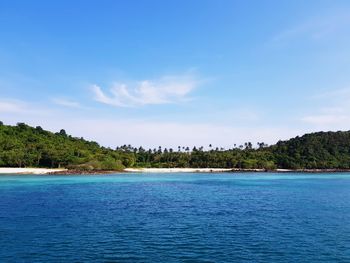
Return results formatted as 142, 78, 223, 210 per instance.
1, 173, 350, 262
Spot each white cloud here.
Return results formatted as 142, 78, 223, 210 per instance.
302, 115, 350, 126
91, 74, 199, 107
52, 98, 81, 108
0, 100, 26, 113
301, 87, 350, 129
272, 10, 350, 43
312, 88, 350, 100
0, 99, 54, 119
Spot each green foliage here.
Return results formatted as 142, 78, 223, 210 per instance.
271, 131, 350, 169
0, 123, 129, 170
1, 122, 350, 170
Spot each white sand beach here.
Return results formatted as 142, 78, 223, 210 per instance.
125, 168, 240, 173
0, 168, 67, 174
124, 168, 296, 173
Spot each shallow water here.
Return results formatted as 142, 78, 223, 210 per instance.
1, 172, 350, 262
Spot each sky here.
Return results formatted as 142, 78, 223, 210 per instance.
1, 0, 350, 149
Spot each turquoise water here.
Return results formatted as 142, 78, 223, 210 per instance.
1, 173, 350, 262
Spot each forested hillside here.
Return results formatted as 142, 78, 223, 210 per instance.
1, 122, 350, 170
272, 131, 350, 169
0, 122, 133, 170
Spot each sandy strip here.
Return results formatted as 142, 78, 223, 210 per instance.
0, 168, 67, 174
124, 168, 237, 173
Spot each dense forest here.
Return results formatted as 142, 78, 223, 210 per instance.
1, 122, 350, 170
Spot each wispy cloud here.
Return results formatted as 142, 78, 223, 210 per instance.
0, 99, 54, 118
0, 100, 27, 113
302, 114, 350, 126
52, 98, 81, 108
301, 87, 350, 128
91, 74, 199, 107
272, 10, 350, 43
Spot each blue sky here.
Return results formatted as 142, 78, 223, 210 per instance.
1, 0, 350, 148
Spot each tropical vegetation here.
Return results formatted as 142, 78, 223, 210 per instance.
1, 122, 350, 170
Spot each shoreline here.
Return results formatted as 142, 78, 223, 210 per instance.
123, 168, 350, 173
124, 168, 235, 173
1, 167, 350, 175
0, 168, 67, 175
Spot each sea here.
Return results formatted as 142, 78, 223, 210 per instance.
0, 172, 350, 262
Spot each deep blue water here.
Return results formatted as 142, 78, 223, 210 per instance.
1, 173, 350, 262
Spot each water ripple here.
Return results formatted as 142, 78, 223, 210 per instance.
1, 173, 350, 262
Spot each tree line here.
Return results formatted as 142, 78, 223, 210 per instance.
1, 122, 350, 170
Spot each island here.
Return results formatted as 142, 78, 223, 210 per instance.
1, 121, 350, 174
